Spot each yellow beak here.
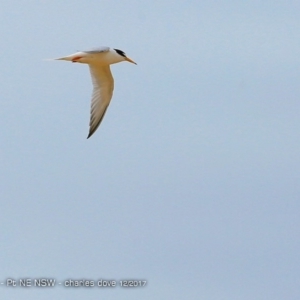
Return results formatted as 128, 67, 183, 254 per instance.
125, 56, 137, 65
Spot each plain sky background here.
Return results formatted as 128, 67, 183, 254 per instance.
0, 0, 299, 299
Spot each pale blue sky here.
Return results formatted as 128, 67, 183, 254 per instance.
0, 1, 299, 299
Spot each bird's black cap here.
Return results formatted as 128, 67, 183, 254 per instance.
114, 49, 126, 57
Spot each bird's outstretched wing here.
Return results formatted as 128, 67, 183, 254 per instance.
87, 65, 114, 138
83, 47, 110, 54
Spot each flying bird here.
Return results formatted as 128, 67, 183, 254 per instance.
54, 47, 136, 138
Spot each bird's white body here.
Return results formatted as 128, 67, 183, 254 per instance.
54, 47, 136, 138
57, 48, 126, 65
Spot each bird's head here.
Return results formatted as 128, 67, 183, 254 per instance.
114, 49, 137, 65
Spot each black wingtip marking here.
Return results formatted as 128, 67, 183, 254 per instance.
87, 128, 96, 139
87, 130, 95, 139
86, 107, 109, 139
87, 129, 96, 139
